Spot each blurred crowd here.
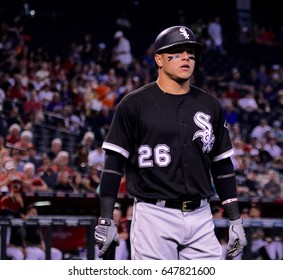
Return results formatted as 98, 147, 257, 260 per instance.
1, 12, 283, 197
1, 10, 283, 259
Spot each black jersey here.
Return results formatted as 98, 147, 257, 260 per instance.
102, 82, 233, 200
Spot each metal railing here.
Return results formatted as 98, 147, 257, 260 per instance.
0, 216, 97, 260
1, 217, 283, 260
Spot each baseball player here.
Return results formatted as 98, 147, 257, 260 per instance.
95, 25, 247, 260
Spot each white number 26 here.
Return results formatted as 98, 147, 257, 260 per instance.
138, 144, 171, 168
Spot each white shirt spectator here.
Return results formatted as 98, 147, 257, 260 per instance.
88, 147, 105, 167
251, 119, 272, 140
112, 31, 132, 68
263, 138, 282, 158
207, 16, 225, 53
238, 92, 258, 112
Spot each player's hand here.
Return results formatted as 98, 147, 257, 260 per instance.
95, 218, 120, 258
227, 218, 247, 258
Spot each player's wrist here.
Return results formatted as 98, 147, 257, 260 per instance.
99, 196, 117, 219
222, 200, 240, 221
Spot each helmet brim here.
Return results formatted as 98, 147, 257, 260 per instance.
155, 41, 203, 54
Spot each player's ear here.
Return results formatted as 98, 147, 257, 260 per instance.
154, 54, 163, 68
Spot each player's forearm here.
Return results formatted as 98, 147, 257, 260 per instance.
211, 157, 237, 200
99, 150, 125, 219
99, 196, 118, 219
211, 157, 240, 220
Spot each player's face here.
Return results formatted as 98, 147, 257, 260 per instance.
155, 45, 196, 82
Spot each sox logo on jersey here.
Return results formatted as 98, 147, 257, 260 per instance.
193, 111, 215, 153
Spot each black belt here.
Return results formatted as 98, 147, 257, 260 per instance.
137, 198, 205, 212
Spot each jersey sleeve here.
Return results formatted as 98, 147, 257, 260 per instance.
212, 105, 234, 162
102, 100, 135, 158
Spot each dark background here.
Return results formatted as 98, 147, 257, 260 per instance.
1, 0, 283, 58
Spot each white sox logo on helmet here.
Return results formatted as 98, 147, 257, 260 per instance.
193, 112, 215, 153
179, 27, 190, 39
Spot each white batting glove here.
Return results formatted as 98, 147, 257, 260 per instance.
95, 218, 120, 258
227, 218, 247, 258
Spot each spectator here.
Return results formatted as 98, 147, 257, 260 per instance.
0, 160, 22, 193
256, 64, 270, 88
52, 151, 75, 176
232, 137, 245, 156
262, 169, 282, 198
207, 16, 225, 54
25, 204, 63, 260
73, 144, 89, 174
271, 156, 283, 175
0, 180, 26, 260
224, 82, 241, 105
255, 91, 271, 114
142, 43, 156, 81
20, 145, 42, 172
13, 130, 34, 157
256, 137, 273, 166
20, 162, 48, 192
247, 204, 282, 260
81, 33, 94, 63
80, 131, 95, 152
94, 42, 111, 71
38, 155, 58, 190
262, 84, 278, 110
264, 234, 283, 260
237, 169, 261, 197
23, 89, 42, 123
37, 83, 54, 110
47, 138, 62, 161
238, 90, 259, 113
0, 136, 9, 160
5, 123, 21, 146
112, 30, 132, 71
84, 163, 102, 192
250, 228, 271, 260
35, 62, 51, 85
251, 118, 272, 140
263, 137, 282, 159
88, 142, 105, 167
223, 102, 239, 127
5, 106, 25, 130
53, 169, 74, 192
46, 92, 65, 113
271, 120, 283, 146
70, 171, 86, 193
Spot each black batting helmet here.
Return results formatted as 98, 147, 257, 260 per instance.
154, 26, 202, 54
154, 26, 203, 70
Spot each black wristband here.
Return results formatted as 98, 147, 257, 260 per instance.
222, 201, 240, 221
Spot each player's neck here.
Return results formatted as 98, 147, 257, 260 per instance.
156, 78, 190, 95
